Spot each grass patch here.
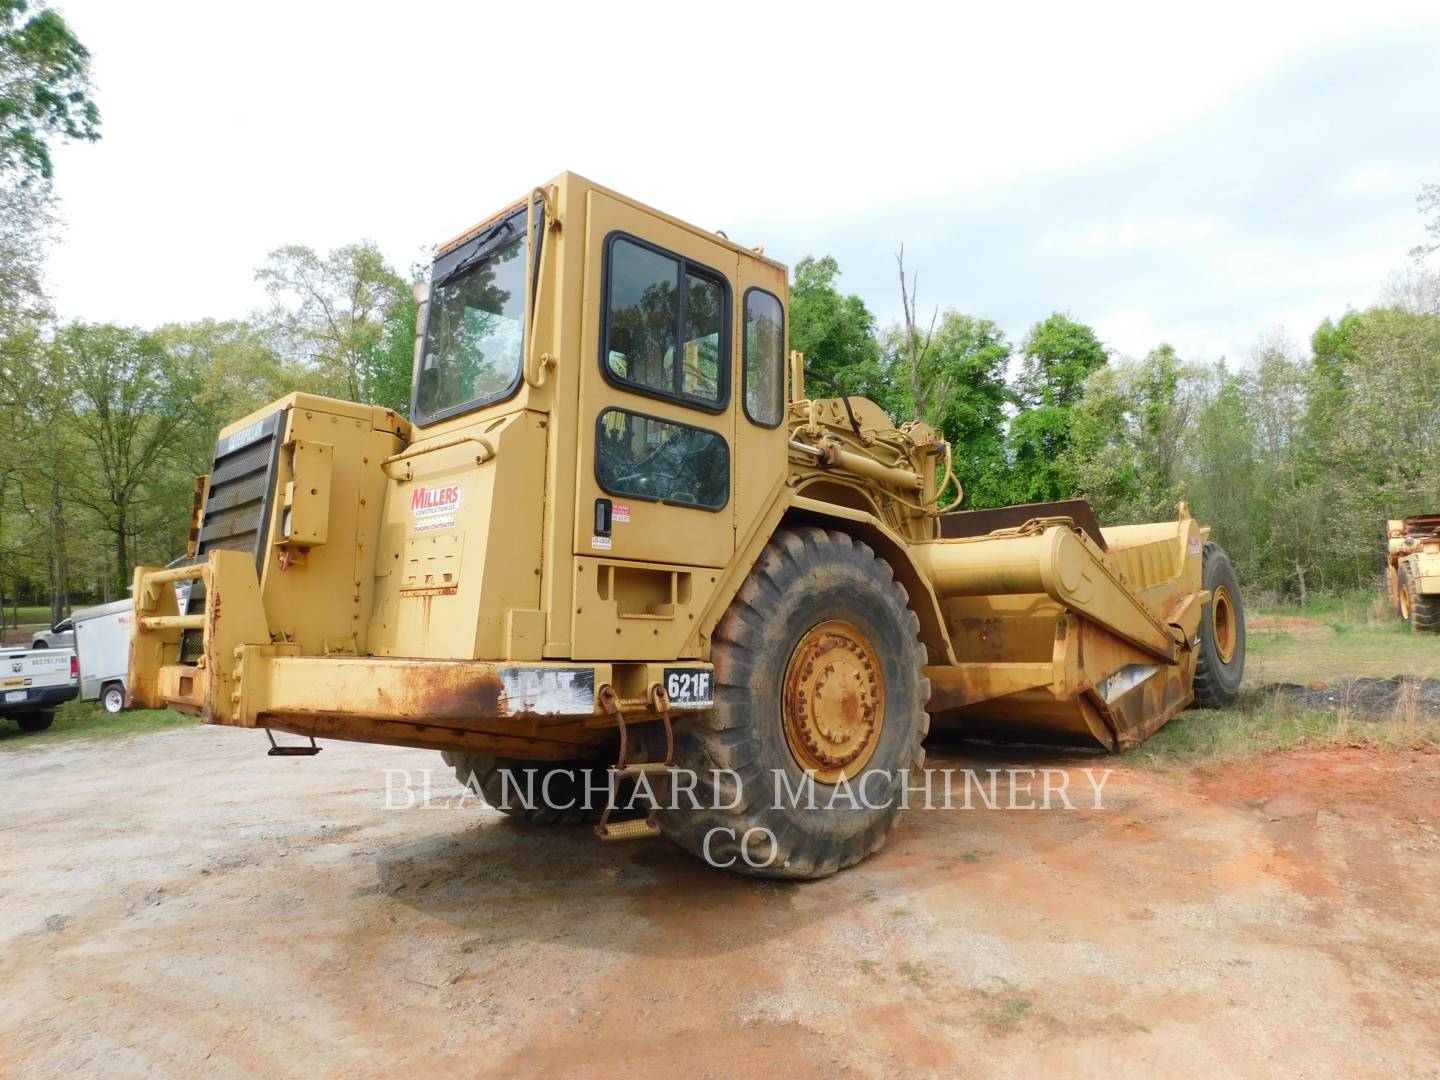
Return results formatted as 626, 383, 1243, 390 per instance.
1133, 694, 1440, 768
0, 699, 198, 747
1244, 598, 1439, 686
2, 605, 56, 623
972, 980, 1034, 1035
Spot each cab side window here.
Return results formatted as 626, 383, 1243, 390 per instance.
743, 288, 784, 426
603, 235, 727, 410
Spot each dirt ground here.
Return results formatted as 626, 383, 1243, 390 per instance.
2, 727, 1438, 1079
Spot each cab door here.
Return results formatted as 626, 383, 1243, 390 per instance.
574, 189, 738, 569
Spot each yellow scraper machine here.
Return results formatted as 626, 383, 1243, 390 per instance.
130, 173, 1246, 877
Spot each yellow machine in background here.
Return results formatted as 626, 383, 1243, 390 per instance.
130, 172, 1247, 877
1386, 516, 1440, 631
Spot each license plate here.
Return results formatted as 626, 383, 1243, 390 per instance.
5, 690, 26, 703
663, 669, 714, 708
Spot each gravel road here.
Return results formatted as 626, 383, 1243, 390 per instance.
2, 725, 1437, 1077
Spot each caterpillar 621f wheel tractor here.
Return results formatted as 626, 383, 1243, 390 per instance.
129, 172, 1246, 878
1387, 516, 1440, 632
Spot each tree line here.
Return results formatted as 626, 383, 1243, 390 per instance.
2, 1, 1438, 622
795, 252, 1440, 601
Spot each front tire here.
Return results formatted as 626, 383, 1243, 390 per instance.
1193, 542, 1245, 708
659, 527, 929, 879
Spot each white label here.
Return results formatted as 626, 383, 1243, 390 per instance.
1188, 537, 1202, 556
590, 535, 612, 550
411, 484, 462, 533
222, 420, 266, 454
612, 503, 631, 524
500, 668, 596, 716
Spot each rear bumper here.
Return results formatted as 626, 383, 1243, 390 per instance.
0, 683, 78, 712
130, 552, 710, 758
143, 648, 710, 758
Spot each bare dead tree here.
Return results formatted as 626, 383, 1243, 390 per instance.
895, 245, 942, 423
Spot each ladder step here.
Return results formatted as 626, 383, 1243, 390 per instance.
614, 762, 673, 778
595, 818, 661, 842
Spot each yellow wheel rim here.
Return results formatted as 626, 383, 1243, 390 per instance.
782, 620, 885, 785
1212, 585, 1238, 664
1400, 588, 1411, 621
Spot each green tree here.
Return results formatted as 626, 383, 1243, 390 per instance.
1068, 344, 1205, 523
155, 318, 314, 450
0, 0, 100, 183
255, 241, 407, 406
787, 255, 884, 398
1008, 313, 1108, 502
1179, 364, 1261, 573
0, 177, 51, 331
883, 311, 1013, 507
52, 323, 202, 593
1248, 334, 1326, 602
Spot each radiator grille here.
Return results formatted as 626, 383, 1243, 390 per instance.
180, 409, 285, 655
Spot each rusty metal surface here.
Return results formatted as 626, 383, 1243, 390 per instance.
939, 499, 1108, 550
782, 620, 884, 784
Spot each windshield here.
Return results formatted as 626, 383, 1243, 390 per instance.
414, 224, 528, 420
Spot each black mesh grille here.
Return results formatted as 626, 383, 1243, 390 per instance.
180, 409, 285, 656
195, 410, 285, 568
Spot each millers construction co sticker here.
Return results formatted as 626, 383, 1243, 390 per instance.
612, 503, 631, 523
411, 483, 462, 533
1188, 537, 1203, 556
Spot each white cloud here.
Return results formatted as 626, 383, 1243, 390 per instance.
1039, 218, 1218, 256
1092, 306, 1234, 363
41, 0, 1440, 330
1331, 162, 1424, 200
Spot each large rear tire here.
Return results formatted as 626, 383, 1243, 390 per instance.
658, 527, 929, 879
1193, 542, 1245, 708
441, 752, 612, 825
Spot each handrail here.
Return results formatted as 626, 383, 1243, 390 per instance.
141, 563, 206, 586
523, 186, 557, 389
381, 434, 494, 478
139, 614, 205, 631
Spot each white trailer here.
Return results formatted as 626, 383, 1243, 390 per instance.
73, 599, 133, 714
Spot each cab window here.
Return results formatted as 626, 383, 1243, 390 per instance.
743, 288, 784, 426
596, 408, 729, 511
603, 235, 727, 410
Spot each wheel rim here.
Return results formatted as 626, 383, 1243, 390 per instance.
782, 620, 885, 785
1401, 588, 1411, 621
105, 689, 122, 712
1212, 585, 1238, 664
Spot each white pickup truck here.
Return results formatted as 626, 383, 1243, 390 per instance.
1, 647, 79, 732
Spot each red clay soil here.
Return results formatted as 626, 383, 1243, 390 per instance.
1, 730, 1437, 1077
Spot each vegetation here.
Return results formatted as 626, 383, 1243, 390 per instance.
0, 699, 197, 746
796, 248, 1440, 602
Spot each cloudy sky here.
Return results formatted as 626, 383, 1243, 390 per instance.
42, 0, 1440, 363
